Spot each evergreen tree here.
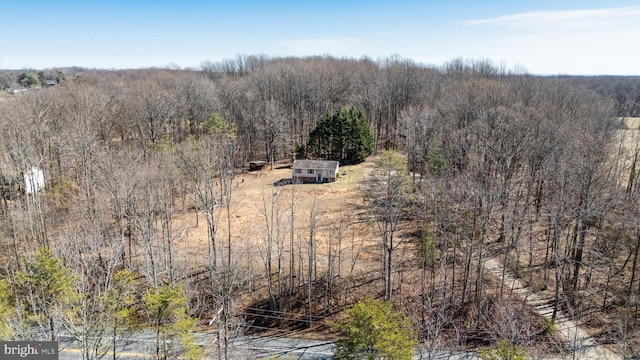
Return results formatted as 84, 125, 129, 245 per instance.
368, 150, 413, 301
13, 248, 78, 341
0, 279, 15, 339
307, 108, 374, 164
332, 297, 416, 360
142, 283, 203, 360
477, 340, 528, 360
18, 72, 41, 87
202, 113, 237, 138
104, 269, 139, 359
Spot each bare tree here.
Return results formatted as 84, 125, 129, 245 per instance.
56, 224, 134, 360
367, 150, 412, 301
126, 72, 180, 156
175, 72, 218, 141
176, 137, 222, 274
94, 146, 143, 269
258, 187, 285, 314
306, 195, 320, 327
481, 298, 534, 347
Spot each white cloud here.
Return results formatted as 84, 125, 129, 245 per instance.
457, 6, 640, 75
463, 6, 640, 30
276, 37, 362, 56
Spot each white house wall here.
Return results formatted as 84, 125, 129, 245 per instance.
24, 167, 45, 194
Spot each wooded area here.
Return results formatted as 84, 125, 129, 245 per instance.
1, 56, 640, 359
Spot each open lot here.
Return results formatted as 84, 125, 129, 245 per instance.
170, 159, 381, 298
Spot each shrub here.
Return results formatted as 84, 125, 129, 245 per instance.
477, 340, 527, 360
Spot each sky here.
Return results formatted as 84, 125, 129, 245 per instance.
1, 0, 639, 75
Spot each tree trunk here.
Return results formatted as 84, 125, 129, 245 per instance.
571, 221, 590, 292
629, 231, 640, 293
386, 235, 393, 301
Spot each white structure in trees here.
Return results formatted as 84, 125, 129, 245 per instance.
24, 167, 45, 194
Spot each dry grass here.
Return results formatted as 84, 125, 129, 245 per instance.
168, 159, 389, 336
624, 117, 640, 130
614, 126, 640, 190
171, 160, 377, 279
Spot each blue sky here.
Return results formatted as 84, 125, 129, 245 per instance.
2, 0, 639, 75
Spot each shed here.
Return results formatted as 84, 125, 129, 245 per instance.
292, 160, 339, 183
249, 161, 267, 171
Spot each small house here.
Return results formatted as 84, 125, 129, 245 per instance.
292, 160, 339, 183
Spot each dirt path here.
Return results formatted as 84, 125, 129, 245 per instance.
484, 257, 621, 359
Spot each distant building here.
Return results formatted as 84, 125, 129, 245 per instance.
291, 160, 339, 183
24, 167, 45, 194
249, 161, 267, 171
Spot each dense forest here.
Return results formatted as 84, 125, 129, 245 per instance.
1, 56, 640, 359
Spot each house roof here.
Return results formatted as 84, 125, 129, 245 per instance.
292, 160, 339, 170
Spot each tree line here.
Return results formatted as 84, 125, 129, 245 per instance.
1, 55, 640, 358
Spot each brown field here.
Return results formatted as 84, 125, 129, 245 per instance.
615, 124, 640, 190
174, 160, 375, 268
171, 158, 422, 341
169, 159, 387, 315
624, 117, 640, 130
